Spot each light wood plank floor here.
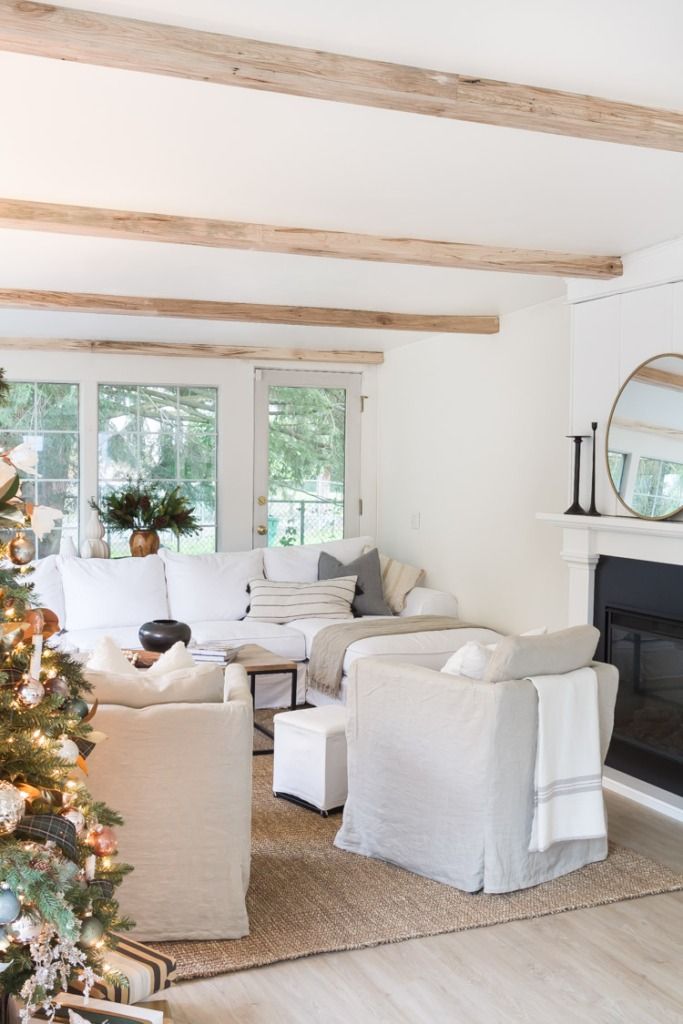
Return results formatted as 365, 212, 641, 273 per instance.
156, 792, 683, 1023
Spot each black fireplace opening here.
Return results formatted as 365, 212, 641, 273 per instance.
594, 556, 683, 796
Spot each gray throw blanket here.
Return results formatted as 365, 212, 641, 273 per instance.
307, 616, 476, 697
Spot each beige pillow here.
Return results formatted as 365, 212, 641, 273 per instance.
484, 625, 599, 684
85, 663, 225, 708
364, 547, 425, 613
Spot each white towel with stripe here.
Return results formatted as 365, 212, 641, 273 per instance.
527, 666, 606, 853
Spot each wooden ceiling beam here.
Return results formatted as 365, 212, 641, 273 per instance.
0, 198, 623, 279
0, 4, 681, 150
0, 337, 384, 364
0, 288, 499, 335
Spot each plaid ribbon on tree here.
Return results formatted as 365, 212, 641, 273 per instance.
88, 878, 115, 900
16, 813, 79, 862
75, 736, 96, 759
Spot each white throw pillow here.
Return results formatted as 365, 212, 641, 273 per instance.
247, 576, 357, 623
441, 641, 496, 680
87, 635, 138, 676
441, 628, 547, 680
58, 554, 169, 631
159, 548, 263, 622
147, 640, 195, 675
263, 536, 374, 583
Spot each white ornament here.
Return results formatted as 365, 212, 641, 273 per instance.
61, 808, 86, 834
56, 736, 80, 764
7, 910, 41, 944
0, 780, 25, 834
80, 508, 110, 559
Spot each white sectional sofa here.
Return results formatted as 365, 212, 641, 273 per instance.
29, 536, 501, 707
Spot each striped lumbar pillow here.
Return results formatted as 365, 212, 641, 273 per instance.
247, 576, 358, 623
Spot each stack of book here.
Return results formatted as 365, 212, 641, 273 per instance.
189, 641, 238, 665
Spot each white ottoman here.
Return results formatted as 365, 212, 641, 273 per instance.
273, 706, 348, 815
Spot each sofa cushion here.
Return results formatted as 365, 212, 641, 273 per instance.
288, 615, 391, 658
263, 536, 374, 583
190, 619, 307, 661
247, 576, 357, 624
59, 554, 169, 631
27, 555, 66, 626
484, 625, 600, 684
159, 548, 263, 622
318, 548, 393, 617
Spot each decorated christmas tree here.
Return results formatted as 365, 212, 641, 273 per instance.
0, 371, 132, 1022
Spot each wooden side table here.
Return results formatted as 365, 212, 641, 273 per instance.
233, 644, 299, 756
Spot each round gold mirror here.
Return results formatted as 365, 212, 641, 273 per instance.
606, 353, 683, 520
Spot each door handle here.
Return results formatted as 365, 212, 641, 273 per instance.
256, 525, 267, 536
257, 495, 267, 506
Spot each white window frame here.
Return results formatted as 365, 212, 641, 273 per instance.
253, 368, 362, 548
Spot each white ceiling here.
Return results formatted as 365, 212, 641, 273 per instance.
1, 0, 682, 351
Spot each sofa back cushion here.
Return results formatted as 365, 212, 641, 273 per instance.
263, 536, 374, 583
247, 576, 357, 624
484, 625, 600, 684
159, 548, 263, 622
59, 554, 169, 631
27, 555, 66, 626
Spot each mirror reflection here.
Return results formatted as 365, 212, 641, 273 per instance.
607, 354, 683, 520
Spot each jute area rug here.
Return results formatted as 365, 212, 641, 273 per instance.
155, 718, 683, 982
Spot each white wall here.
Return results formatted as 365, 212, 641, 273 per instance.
568, 238, 683, 516
376, 299, 570, 634
0, 347, 378, 552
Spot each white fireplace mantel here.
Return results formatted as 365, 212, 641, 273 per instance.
538, 512, 683, 820
538, 513, 683, 626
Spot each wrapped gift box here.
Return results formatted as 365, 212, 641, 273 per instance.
68, 935, 176, 1005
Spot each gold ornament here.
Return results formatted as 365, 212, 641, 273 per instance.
8, 530, 35, 566
0, 781, 25, 834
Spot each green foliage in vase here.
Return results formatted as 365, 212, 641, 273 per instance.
90, 481, 200, 538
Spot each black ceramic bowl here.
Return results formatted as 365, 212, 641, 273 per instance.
138, 619, 192, 653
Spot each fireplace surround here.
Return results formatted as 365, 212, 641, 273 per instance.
594, 557, 683, 795
538, 512, 683, 809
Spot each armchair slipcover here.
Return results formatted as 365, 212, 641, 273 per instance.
87, 665, 253, 940
335, 657, 617, 893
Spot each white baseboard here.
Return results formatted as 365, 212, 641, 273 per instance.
604, 769, 683, 823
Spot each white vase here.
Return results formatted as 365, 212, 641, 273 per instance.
80, 508, 110, 558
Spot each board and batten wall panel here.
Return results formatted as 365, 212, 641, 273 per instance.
0, 345, 378, 552
376, 299, 570, 635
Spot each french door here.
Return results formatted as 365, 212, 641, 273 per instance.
253, 370, 361, 548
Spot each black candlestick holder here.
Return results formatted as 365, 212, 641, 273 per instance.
587, 421, 601, 516
565, 434, 590, 515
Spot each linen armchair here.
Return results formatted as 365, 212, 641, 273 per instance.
87, 664, 253, 940
335, 656, 618, 893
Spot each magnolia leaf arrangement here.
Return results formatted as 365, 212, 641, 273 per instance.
90, 482, 199, 538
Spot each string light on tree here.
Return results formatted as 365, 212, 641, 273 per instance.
0, 368, 134, 1022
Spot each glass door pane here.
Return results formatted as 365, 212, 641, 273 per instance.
253, 371, 361, 548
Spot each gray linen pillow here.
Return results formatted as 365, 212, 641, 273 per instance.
484, 625, 599, 683
318, 548, 393, 617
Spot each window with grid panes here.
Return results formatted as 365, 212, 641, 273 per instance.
0, 381, 79, 556
98, 384, 217, 555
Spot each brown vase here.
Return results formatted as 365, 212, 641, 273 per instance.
129, 529, 160, 557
